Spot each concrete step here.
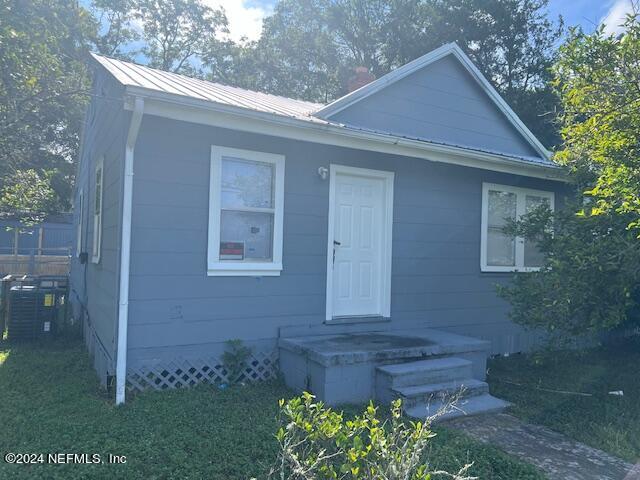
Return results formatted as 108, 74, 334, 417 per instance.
404, 393, 511, 422
377, 357, 473, 389
394, 378, 489, 410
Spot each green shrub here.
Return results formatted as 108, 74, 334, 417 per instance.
497, 202, 640, 341
221, 339, 252, 384
267, 392, 474, 480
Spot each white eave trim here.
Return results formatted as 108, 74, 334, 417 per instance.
123, 86, 566, 182
314, 43, 552, 161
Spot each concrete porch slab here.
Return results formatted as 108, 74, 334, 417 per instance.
278, 328, 490, 367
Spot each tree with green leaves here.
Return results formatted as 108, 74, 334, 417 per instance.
136, 0, 228, 75
213, 0, 344, 102
498, 12, 640, 340
89, 0, 140, 60
459, 0, 563, 147
0, 170, 59, 224
554, 12, 640, 233
0, 0, 93, 223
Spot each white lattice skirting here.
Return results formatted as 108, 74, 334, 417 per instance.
126, 350, 279, 391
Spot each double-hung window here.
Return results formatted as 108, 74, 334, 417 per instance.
207, 146, 285, 276
92, 157, 104, 264
481, 183, 554, 272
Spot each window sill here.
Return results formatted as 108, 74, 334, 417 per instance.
325, 315, 390, 325
207, 262, 282, 277
481, 265, 542, 273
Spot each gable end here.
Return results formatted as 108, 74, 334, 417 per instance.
315, 43, 550, 162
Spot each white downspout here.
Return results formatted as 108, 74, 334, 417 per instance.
116, 96, 144, 405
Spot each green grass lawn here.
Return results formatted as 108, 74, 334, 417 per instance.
0, 339, 545, 479
488, 337, 640, 462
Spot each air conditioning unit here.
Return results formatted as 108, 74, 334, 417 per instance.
6, 280, 67, 341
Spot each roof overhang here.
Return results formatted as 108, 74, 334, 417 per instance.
124, 86, 566, 182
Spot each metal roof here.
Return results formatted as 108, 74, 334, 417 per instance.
91, 53, 324, 121
91, 53, 558, 169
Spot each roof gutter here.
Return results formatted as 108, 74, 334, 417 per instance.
116, 95, 144, 405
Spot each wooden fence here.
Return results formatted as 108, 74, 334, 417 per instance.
0, 248, 70, 276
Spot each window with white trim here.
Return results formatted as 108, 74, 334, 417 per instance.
76, 189, 84, 257
92, 158, 104, 263
481, 183, 554, 272
207, 146, 285, 276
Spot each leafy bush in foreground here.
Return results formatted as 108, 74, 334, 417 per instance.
267, 392, 474, 480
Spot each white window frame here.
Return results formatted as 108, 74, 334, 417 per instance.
76, 188, 84, 257
481, 182, 554, 273
91, 157, 104, 264
207, 146, 285, 276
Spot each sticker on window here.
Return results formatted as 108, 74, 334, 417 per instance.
43, 294, 54, 307
220, 241, 244, 260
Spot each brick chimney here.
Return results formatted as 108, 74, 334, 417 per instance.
347, 66, 375, 93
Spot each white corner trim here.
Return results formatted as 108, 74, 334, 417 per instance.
116, 95, 144, 406
315, 43, 550, 161
207, 145, 285, 277
480, 182, 555, 273
325, 164, 394, 321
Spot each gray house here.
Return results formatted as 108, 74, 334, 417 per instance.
72, 43, 565, 416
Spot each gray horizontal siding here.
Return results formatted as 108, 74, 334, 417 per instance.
129, 274, 325, 299
70, 72, 127, 376
330, 55, 539, 159
126, 114, 564, 361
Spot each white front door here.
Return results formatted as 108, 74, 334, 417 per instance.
327, 166, 393, 319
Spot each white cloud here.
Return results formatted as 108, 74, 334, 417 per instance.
601, 0, 636, 35
206, 0, 272, 42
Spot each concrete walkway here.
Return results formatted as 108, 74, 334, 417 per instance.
445, 413, 640, 480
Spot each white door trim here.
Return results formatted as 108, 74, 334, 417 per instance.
325, 164, 394, 321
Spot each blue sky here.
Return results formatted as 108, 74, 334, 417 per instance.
548, 0, 634, 34
220, 0, 635, 41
